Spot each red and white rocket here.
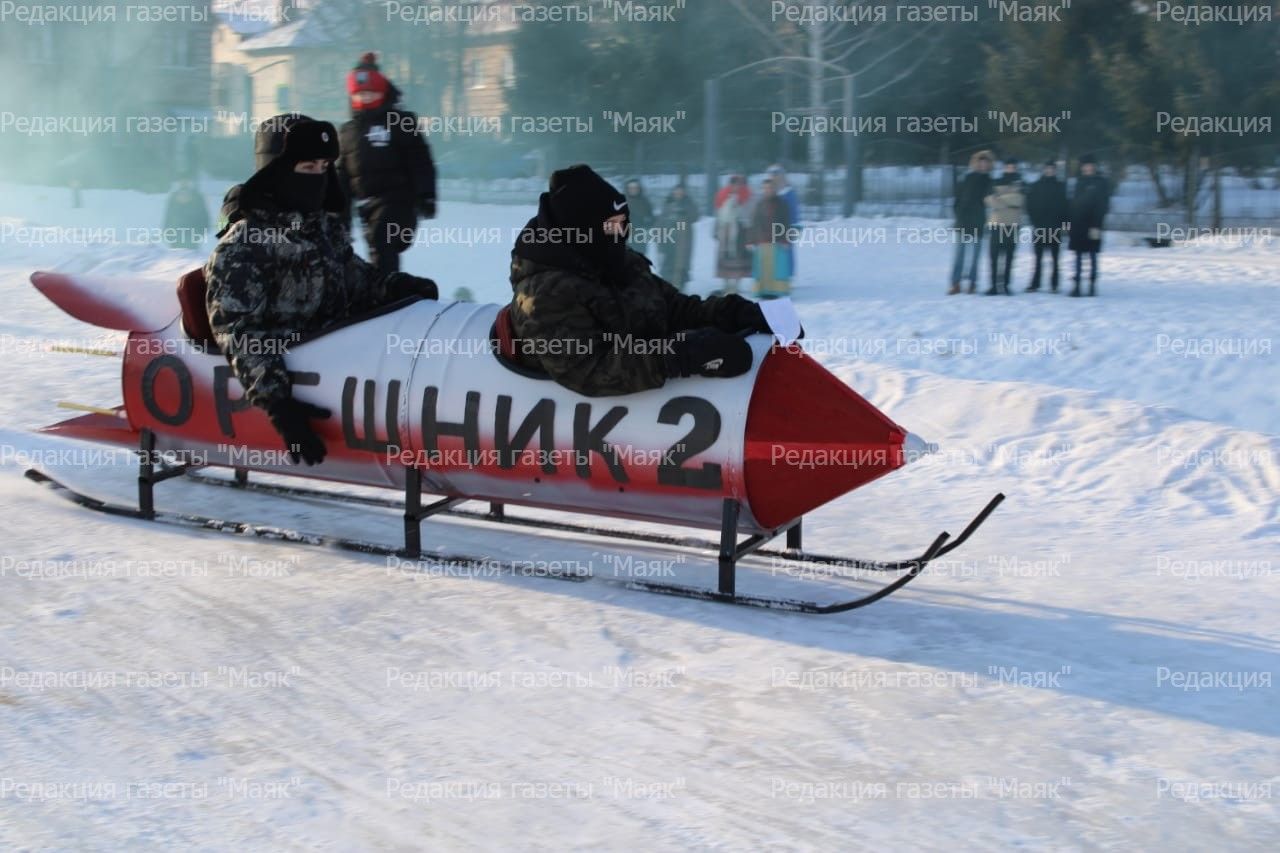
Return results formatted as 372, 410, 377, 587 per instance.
33, 269, 927, 535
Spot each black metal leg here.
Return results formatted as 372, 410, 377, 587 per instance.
234, 467, 249, 486
138, 428, 155, 519
718, 498, 739, 596
488, 501, 505, 521
404, 466, 422, 558
786, 519, 802, 550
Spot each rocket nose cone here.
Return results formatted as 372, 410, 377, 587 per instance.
743, 345, 907, 529
903, 432, 939, 464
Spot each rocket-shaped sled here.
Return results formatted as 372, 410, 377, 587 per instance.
29, 268, 1004, 612
32, 269, 921, 534
31, 268, 936, 532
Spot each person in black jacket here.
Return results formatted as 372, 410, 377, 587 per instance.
337, 52, 437, 274
508, 165, 773, 397
949, 149, 993, 294
205, 119, 437, 466
1068, 153, 1111, 297
1025, 160, 1069, 292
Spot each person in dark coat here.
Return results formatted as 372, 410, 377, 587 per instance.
205, 119, 437, 466
623, 178, 655, 257
337, 52, 437, 274
1068, 153, 1111, 297
748, 177, 794, 299
1025, 160, 1070, 292
508, 165, 772, 397
949, 149, 993, 294
766, 164, 801, 277
659, 181, 698, 290
162, 180, 210, 249
984, 159, 1024, 295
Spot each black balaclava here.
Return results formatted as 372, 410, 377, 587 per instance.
272, 169, 328, 214
547, 164, 630, 277
266, 119, 341, 214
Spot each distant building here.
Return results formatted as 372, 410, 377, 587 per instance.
212, 0, 351, 129
210, 0, 518, 137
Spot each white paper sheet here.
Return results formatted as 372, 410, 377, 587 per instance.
759, 297, 802, 346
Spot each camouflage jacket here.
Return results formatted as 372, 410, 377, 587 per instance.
205, 209, 394, 411
509, 249, 761, 397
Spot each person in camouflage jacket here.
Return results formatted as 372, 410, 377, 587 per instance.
508, 165, 773, 398
205, 118, 436, 465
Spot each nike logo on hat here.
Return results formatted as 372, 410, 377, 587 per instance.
613, 200, 627, 211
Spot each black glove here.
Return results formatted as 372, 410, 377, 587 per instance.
665, 328, 754, 379
386, 272, 438, 301
736, 300, 806, 340
735, 301, 772, 334
266, 398, 332, 466
419, 197, 437, 219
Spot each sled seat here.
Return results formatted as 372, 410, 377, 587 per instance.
491, 304, 551, 380
177, 267, 220, 353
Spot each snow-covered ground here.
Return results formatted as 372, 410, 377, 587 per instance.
1, 181, 1277, 849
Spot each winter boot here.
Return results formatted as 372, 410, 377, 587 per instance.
967, 282, 976, 294
1069, 277, 1081, 297
1088, 278, 1097, 297
948, 282, 962, 295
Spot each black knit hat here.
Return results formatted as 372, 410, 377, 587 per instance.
277, 120, 340, 166
547, 164, 628, 228
1079, 152, 1098, 166
254, 112, 314, 170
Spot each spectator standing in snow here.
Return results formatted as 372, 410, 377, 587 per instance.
1025, 159, 1070, 292
949, 150, 993, 294
714, 175, 752, 294
659, 181, 698, 290
766, 164, 800, 278
162, 179, 210, 249
985, 158, 1025, 295
748, 176, 793, 299
337, 52, 437, 274
1068, 153, 1111, 297
623, 178, 654, 257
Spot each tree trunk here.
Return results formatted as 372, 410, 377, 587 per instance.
1146, 161, 1171, 208
807, 7, 824, 217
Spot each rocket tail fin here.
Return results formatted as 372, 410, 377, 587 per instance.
31, 271, 180, 332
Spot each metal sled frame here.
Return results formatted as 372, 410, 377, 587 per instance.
70, 428, 1004, 614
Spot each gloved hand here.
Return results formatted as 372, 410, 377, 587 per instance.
386, 272, 439, 301
665, 328, 753, 379
735, 301, 772, 334
733, 299, 804, 339
266, 398, 332, 466
419, 197, 437, 219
